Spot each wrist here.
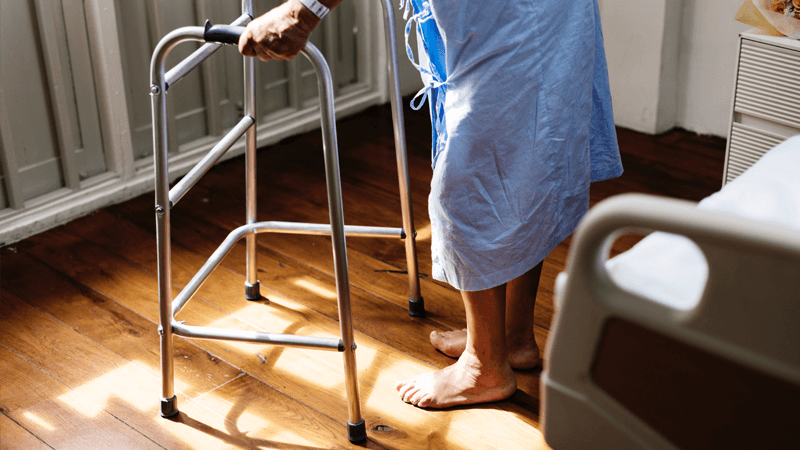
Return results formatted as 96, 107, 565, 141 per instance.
296, 0, 330, 19
288, 0, 322, 33
291, 0, 324, 24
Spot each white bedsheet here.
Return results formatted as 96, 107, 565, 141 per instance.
606, 135, 800, 310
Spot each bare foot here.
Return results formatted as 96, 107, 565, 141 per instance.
507, 333, 541, 370
395, 350, 517, 408
430, 329, 541, 369
430, 329, 467, 358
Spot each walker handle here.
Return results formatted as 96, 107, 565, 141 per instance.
203, 20, 245, 45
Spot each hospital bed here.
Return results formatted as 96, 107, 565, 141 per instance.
541, 135, 800, 449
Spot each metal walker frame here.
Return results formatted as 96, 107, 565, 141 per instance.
149, 0, 423, 443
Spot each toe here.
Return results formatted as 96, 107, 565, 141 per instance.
397, 379, 417, 399
416, 394, 432, 408
409, 389, 428, 406
395, 378, 412, 392
429, 330, 442, 346
403, 386, 422, 403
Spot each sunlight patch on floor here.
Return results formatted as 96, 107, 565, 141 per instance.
415, 223, 432, 241
353, 341, 377, 372
196, 392, 337, 447
446, 407, 547, 449
57, 361, 189, 417
293, 277, 337, 299
22, 412, 55, 431
57, 389, 104, 417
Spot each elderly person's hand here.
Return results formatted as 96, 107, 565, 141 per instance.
238, 0, 328, 62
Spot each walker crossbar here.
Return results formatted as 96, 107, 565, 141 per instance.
171, 323, 345, 351
171, 220, 404, 317
169, 115, 254, 207
150, 0, 423, 442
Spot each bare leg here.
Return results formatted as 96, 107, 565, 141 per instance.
505, 261, 542, 369
396, 285, 517, 408
429, 261, 543, 369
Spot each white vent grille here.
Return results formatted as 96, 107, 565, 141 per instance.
726, 122, 786, 184
735, 40, 800, 129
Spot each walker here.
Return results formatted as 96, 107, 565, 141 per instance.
149, 0, 424, 443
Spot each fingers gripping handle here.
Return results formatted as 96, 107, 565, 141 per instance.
203, 20, 246, 45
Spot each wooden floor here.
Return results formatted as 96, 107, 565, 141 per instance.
0, 101, 726, 450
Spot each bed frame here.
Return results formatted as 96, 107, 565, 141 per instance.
541, 193, 800, 449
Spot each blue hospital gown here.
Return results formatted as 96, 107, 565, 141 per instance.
404, 0, 623, 291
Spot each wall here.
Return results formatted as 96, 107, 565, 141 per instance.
599, 0, 751, 137
598, 0, 675, 134
676, 0, 751, 136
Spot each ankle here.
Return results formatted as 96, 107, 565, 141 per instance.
463, 345, 510, 370
506, 330, 536, 347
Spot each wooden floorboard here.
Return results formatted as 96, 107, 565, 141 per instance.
0, 412, 53, 450
0, 99, 725, 449
0, 327, 163, 450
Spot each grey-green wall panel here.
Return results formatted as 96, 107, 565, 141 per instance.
1, 1, 64, 201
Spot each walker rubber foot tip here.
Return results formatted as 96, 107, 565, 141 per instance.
245, 281, 262, 301
408, 297, 425, 317
160, 396, 178, 418
347, 419, 367, 443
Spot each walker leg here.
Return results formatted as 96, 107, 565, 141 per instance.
157, 241, 179, 418
378, 0, 424, 317
152, 67, 179, 418
156, 202, 178, 418
304, 43, 366, 443
243, 0, 261, 302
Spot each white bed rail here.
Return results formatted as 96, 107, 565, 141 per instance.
543, 193, 800, 449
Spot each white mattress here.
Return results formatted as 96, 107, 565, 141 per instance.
606, 135, 800, 310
